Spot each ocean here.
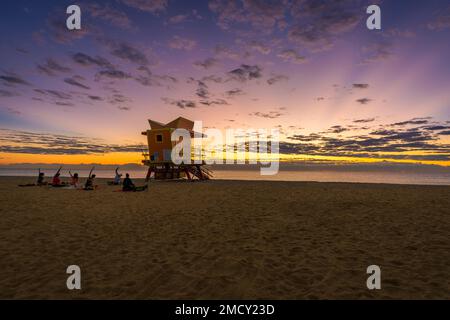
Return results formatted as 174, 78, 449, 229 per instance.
1, 166, 450, 186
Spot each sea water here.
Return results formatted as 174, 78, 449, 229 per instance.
1, 167, 450, 186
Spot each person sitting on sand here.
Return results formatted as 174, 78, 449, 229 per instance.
122, 173, 148, 192
37, 169, 47, 186
84, 174, 96, 190
113, 167, 122, 185
69, 171, 79, 188
83, 167, 97, 191
19, 169, 47, 187
51, 167, 65, 187
122, 173, 135, 191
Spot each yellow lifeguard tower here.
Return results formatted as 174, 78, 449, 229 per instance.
141, 117, 211, 180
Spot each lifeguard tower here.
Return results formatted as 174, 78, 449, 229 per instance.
141, 117, 211, 180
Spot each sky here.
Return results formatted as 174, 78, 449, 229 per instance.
0, 0, 449, 166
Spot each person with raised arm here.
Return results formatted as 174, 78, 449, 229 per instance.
18, 168, 47, 187
83, 167, 96, 190
51, 166, 65, 187
114, 167, 122, 185
69, 171, 80, 188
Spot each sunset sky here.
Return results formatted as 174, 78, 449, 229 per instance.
1, 0, 449, 165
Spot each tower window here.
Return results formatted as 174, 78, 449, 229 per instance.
156, 134, 163, 143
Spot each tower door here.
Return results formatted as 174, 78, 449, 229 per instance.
163, 149, 172, 162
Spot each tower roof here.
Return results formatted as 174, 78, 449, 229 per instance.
148, 117, 194, 130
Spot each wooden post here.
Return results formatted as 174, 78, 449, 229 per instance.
196, 164, 204, 180
184, 166, 192, 180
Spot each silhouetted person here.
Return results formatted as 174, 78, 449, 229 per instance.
37, 169, 46, 185
84, 167, 96, 190
19, 169, 47, 187
84, 174, 96, 190
122, 173, 147, 192
122, 173, 135, 191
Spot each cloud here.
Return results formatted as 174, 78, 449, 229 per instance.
228, 64, 262, 82
55, 101, 75, 107
277, 49, 306, 64
361, 41, 393, 64
0, 128, 143, 155
189, 77, 222, 99
119, 0, 168, 13
427, 6, 450, 30
267, 74, 289, 85
327, 125, 348, 134
288, 0, 363, 51
168, 14, 189, 24
4, 107, 21, 115
192, 80, 210, 99
353, 118, 375, 123
0, 89, 19, 97
108, 93, 131, 105
209, 0, 288, 31
422, 125, 450, 131
199, 99, 229, 106
352, 83, 369, 89
392, 119, 430, 126
109, 42, 150, 65
37, 58, 71, 76
226, 88, 245, 97
72, 52, 113, 69
193, 58, 219, 69
96, 69, 132, 80
285, 119, 450, 161
0, 73, 31, 86
385, 28, 416, 38
64, 77, 90, 90
356, 98, 372, 105
167, 10, 203, 25
34, 89, 72, 100
214, 44, 241, 60
248, 40, 271, 55
134, 66, 177, 87
249, 109, 284, 119
201, 75, 225, 84
97, 64, 176, 88
88, 95, 103, 101
162, 97, 197, 109
86, 3, 133, 29
168, 36, 197, 51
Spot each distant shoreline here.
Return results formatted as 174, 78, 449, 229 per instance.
1, 175, 450, 188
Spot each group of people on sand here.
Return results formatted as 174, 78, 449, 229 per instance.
21, 166, 147, 192
26, 166, 97, 190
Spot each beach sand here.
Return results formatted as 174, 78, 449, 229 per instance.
0, 176, 449, 299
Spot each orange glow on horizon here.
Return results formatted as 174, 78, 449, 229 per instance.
1, 151, 449, 167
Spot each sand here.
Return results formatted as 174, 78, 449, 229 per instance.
0, 176, 449, 299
